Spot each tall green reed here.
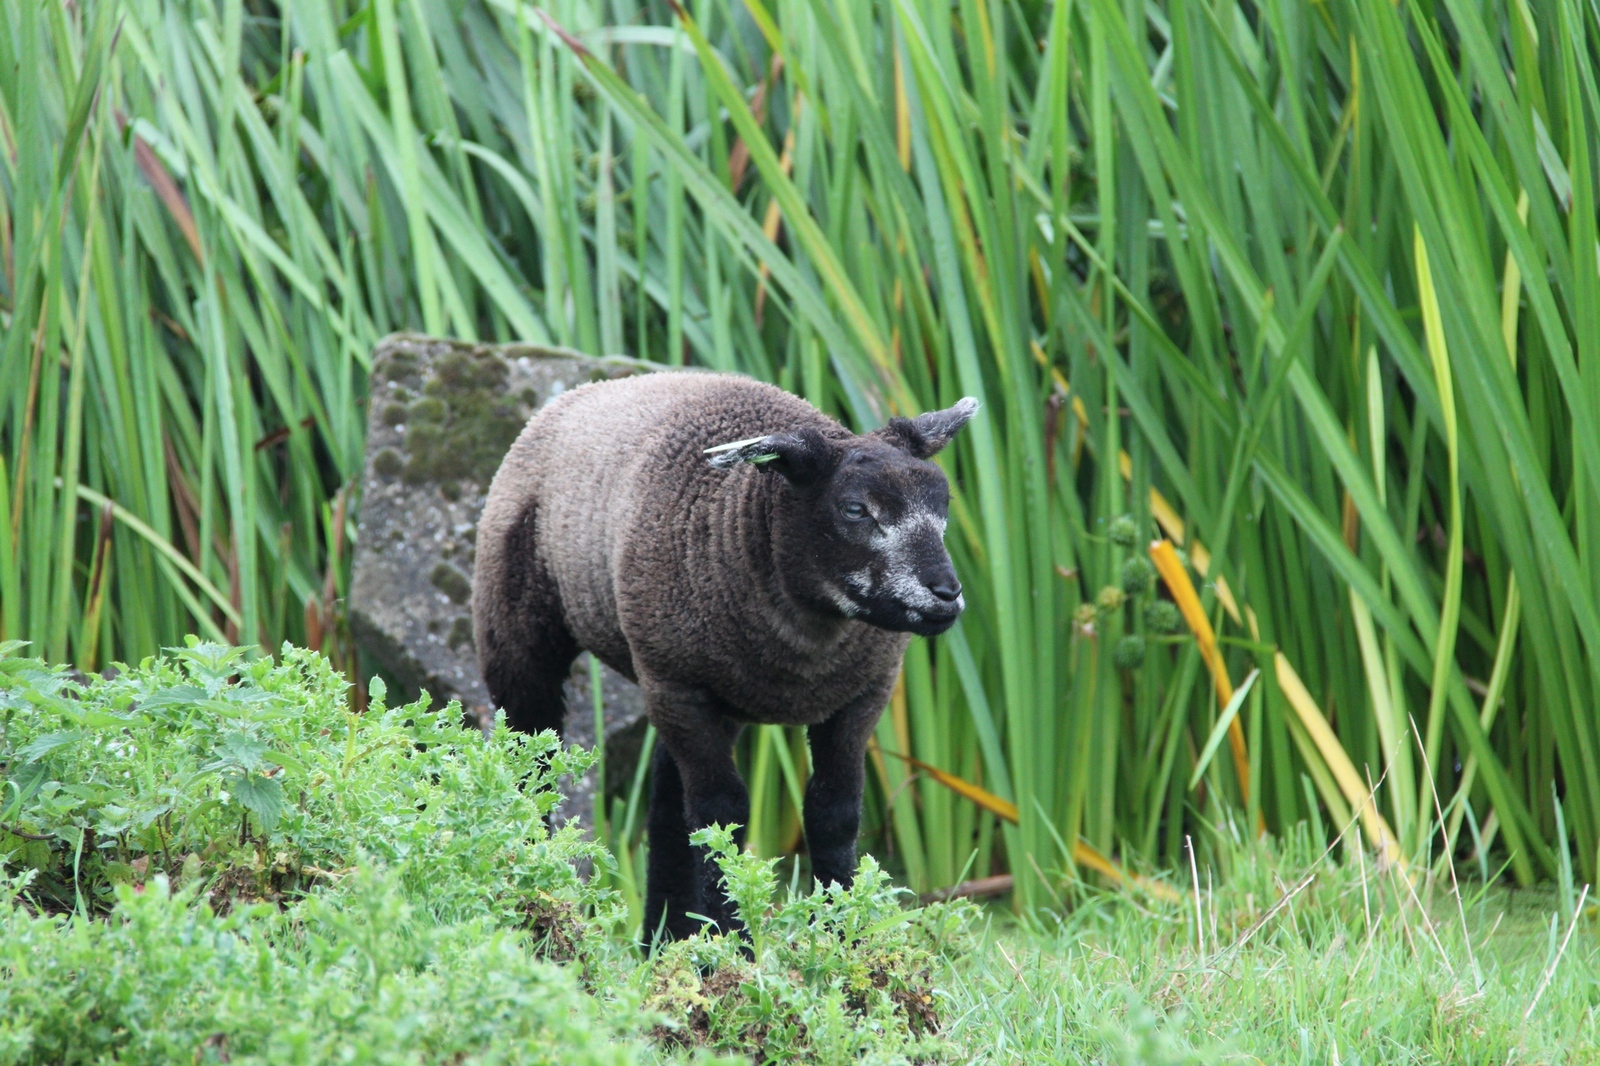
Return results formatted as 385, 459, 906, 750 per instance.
5, 0, 1598, 906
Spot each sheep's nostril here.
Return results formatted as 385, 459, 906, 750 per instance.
928, 578, 963, 603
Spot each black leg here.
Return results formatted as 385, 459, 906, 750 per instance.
484, 648, 574, 738
643, 680, 748, 940
681, 748, 747, 935
476, 499, 577, 738
805, 694, 889, 892
644, 741, 701, 945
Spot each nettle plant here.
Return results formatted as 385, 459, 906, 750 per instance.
0, 641, 606, 938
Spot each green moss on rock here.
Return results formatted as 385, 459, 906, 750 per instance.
381, 350, 420, 384
407, 396, 446, 424
373, 448, 403, 478
401, 349, 528, 487
430, 563, 472, 605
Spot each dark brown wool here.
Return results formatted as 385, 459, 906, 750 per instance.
474, 372, 975, 942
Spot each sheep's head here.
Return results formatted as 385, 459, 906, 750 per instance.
708, 398, 978, 636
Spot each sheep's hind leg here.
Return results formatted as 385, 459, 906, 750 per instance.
476, 506, 577, 738
482, 623, 575, 739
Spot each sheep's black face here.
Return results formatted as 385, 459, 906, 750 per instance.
716, 398, 978, 637
816, 446, 963, 636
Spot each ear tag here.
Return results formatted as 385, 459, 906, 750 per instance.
704, 436, 780, 469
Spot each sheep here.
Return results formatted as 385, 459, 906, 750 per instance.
473, 371, 976, 942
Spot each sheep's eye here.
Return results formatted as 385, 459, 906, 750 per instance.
840, 501, 869, 521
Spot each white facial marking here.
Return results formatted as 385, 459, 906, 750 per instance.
872, 509, 950, 611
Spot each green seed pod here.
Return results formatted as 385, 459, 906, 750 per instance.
1096, 585, 1126, 613
1145, 600, 1184, 635
1108, 514, 1138, 548
1120, 555, 1155, 595
1112, 634, 1146, 670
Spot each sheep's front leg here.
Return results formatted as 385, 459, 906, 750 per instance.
805, 693, 890, 892
644, 742, 701, 945
646, 681, 747, 939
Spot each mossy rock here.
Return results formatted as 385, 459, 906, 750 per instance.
400, 348, 528, 486
350, 334, 653, 833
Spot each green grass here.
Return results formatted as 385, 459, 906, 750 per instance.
6, 0, 1600, 914
949, 842, 1600, 1063
2, 646, 1595, 1064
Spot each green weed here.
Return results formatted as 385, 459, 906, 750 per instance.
0, 640, 604, 936
0, 642, 652, 1064
0, 867, 649, 1066
639, 826, 971, 1062
0, 643, 971, 1065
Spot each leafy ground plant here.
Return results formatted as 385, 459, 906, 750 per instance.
0, 641, 668, 1064
0, 868, 646, 1066
0, 643, 966, 1065
0, 640, 605, 935
640, 825, 971, 1064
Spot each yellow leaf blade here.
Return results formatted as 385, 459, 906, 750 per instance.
1150, 539, 1250, 809
1274, 652, 1405, 870
874, 742, 1019, 823
1118, 452, 1241, 624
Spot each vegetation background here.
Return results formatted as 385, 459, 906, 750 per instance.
2, 645, 1591, 1062
7, 0, 1600, 914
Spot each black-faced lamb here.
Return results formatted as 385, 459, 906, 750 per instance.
472, 371, 975, 941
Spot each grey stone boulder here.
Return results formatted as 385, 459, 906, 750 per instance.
349, 333, 651, 828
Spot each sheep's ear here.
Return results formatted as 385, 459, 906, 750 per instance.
874, 397, 979, 459
705, 426, 839, 485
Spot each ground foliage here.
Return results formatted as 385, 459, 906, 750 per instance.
0, 639, 602, 925
0, 870, 642, 1066
2, 645, 1597, 1063
946, 832, 1600, 1063
0, 643, 977, 1065
641, 827, 964, 1062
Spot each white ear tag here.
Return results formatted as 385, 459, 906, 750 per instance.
704, 436, 781, 469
